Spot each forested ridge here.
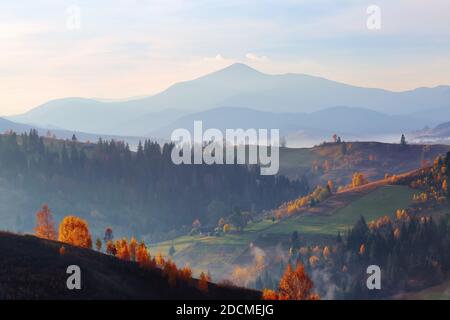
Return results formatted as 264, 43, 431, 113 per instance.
0, 130, 308, 238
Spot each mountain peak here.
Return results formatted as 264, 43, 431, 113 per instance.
210, 63, 263, 78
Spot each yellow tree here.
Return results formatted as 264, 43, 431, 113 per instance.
35, 204, 57, 240
352, 172, 368, 188
223, 224, 232, 233
58, 216, 92, 248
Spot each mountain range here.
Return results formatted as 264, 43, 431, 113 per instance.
6, 63, 450, 144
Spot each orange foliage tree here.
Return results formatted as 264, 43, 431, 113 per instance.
276, 263, 319, 300
116, 238, 130, 260
35, 204, 57, 240
129, 237, 138, 261
58, 216, 92, 248
136, 241, 152, 267
179, 265, 193, 282
198, 272, 210, 293
106, 240, 117, 255
262, 289, 279, 300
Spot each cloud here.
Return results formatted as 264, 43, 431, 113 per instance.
245, 52, 269, 63
203, 54, 227, 62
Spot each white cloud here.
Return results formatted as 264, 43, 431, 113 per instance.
245, 53, 269, 63
203, 54, 227, 62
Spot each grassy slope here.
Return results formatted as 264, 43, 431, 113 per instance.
264, 185, 414, 238
0, 232, 260, 300
149, 185, 415, 280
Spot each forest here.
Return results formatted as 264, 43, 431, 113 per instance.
0, 130, 308, 238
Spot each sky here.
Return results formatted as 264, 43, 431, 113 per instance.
1, 0, 450, 115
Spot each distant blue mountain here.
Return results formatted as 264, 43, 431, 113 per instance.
8, 63, 450, 137
150, 106, 425, 139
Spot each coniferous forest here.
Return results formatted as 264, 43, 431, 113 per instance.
0, 130, 308, 238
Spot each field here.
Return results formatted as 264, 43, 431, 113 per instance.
149, 184, 415, 280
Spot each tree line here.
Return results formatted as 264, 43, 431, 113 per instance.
0, 130, 309, 237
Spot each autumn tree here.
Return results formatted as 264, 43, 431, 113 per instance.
136, 241, 151, 267
262, 289, 279, 300
106, 240, 117, 256
95, 238, 102, 251
129, 237, 138, 261
116, 238, 130, 260
351, 172, 368, 188
223, 224, 231, 233
359, 244, 366, 256
179, 265, 193, 282
198, 272, 209, 293
156, 252, 165, 267
278, 263, 319, 300
35, 204, 57, 240
58, 216, 92, 248
327, 180, 334, 193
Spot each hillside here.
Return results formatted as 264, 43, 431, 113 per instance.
279, 141, 450, 186
149, 168, 424, 282
0, 231, 260, 300
0, 132, 307, 239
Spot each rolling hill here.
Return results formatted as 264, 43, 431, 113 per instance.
0, 231, 260, 300
279, 141, 450, 186
0, 117, 146, 149
9, 63, 450, 137
148, 170, 422, 282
